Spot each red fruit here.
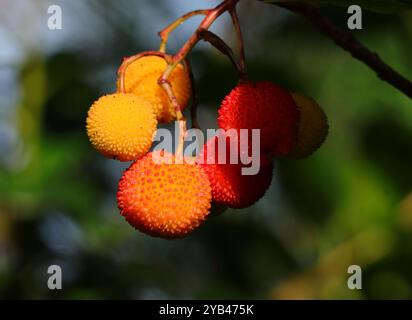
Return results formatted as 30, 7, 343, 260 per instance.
197, 132, 273, 209
218, 81, 300, 155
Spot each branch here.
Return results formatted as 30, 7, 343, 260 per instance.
198, 29, 247, 80
229, 7, 246, 72
158, 0, 241, 119
158, 9, 209, 53
183, 59, 201, 130
276, 2, 412, 99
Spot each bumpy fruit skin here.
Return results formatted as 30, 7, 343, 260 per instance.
218, 81, 300, 156
119, 55, 191, 123
86, 93, 157, 161
290, 93, 328, 158
197, 132, 273, 209
117, 151, 212, 238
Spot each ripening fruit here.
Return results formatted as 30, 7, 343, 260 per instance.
86, 93, 157, 161
197, 132, 273, 209
290, 93, 328, 158
117, 151, 212, 238
118, 55, 191, 123
218, 81, 300, 156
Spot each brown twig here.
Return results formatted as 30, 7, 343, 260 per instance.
229, 7, 246, 72
158, 0, 241, 120
276, 2, 412, 99
159, 9, 209, 53
198, 29, 246, 80
157, 0, 242, 154
117, 51, 170, 93
183, 59, 201, 131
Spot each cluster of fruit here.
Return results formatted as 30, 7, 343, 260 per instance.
86, 53, 328, 239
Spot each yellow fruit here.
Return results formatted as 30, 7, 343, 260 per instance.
290, 93, 328, 158
86, 93, 157, 161
118, 55, 191, 123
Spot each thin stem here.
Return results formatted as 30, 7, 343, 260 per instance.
159, 9, 209, 53
117, 51, 170, 93
198, 29, 246, 80
229, 7, 246, 73
159, 0, 241, 113
158, 73, 184, 121
276, 2, 412, 99
175, 120, 187, 158
157, 0, 241, 157
183, 59, 201, 131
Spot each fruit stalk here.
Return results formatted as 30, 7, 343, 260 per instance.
184, 59, 201, 131
176, 120, 187, 158
158, 0, 241, 117
157, 0, 242, 154
198, 29, 246, 81
159, 9, 209, 53
117, 50, 172, 94
159, 0, 241, 71
229, 7, 246, 74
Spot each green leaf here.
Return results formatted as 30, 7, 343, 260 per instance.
262, 0, 412, 13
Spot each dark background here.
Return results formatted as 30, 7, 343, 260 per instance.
0, 0, 412, 299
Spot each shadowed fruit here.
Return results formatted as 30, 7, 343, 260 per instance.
218, 81, 300, 156
197, 132, 273, 209
117, 151, 212, 238
86, 93, 157, 161
118, 55, 191, 123
290, 93, 328, 158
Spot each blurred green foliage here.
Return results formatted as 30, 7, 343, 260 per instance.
0, 0, 412, 299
